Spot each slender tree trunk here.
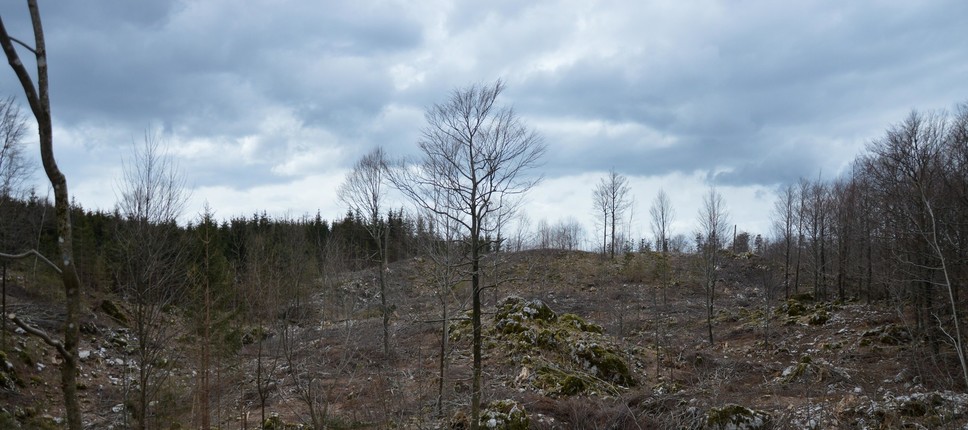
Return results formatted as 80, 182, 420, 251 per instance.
0, 4, 82, 428
794, 234, 803, 294
921, 192, 968, 387
602, 214, 607, 257
866, 229, 874, 303
653, 284, 659, 377
470, 175, 483, 430
200, 238, 212, 429
706, 277, 714, 344
820, 222, 827, 301
471, 239, 482, 429
437, 299, 448, 417
783, 236, 791, 299
610, 207, 617, 258
381, 224, 390, 357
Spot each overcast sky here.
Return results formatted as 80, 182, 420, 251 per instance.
1, 1, 966, 246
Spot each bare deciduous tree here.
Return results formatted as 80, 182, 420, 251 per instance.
114, 130, 189, 430
771, 184, 796, 298
417, 186, 466, 417
0, 96, 30, 201
0, 3, 85, 428
593, 180, 609, 255
804, 176, 830, 300
594, 168, 632, 258
650, 189, 674, 254
390, 80, 545, 428
535, 217, 584, 250
865, 109, 968, 388
338, 147, 393, 356
697, 187, 729, 344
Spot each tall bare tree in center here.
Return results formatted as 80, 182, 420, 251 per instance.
391, 80, 545, 429
0, 2, 84, 428
593, 168, 632, 258
771, 184, 797, 298
338, 147, 393, 356
697, 187, 729, 344
650, 189, 674, 254
114, 131, 189, 429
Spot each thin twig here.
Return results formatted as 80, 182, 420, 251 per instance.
8, 36, 36, 55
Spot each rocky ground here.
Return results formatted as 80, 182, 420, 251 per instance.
1, 249, 967, 429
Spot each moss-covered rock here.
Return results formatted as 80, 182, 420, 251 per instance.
0, 351, 23, 390
263, 413, 305, 429
535, 328, 564, 349
492, 296, 636, 395
571, 342, 635, 386
778, 361, 811, 384
808, 309, 829, 325
0, 407, 21, 430
494, 296, 557, 328
859, 391, 968, 428
533, 365, 590, 396
559, 313, 604, 334
776, 355, 851, 384
861, 323, 912, 346
448, 310, 474, 343
225, 325, 271, 350
480, 399, 528, 430
705, 404, 771, 430
737, 308, 766, 327
100, 299, 129, 325
0, 407, 60, 430
775, 295, 835, 326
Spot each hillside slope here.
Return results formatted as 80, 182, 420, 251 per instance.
1, 250, 966, 429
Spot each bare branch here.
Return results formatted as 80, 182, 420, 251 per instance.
8, 36, 36, 55
8, 313, 68, 358
0, 249, 62, 273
